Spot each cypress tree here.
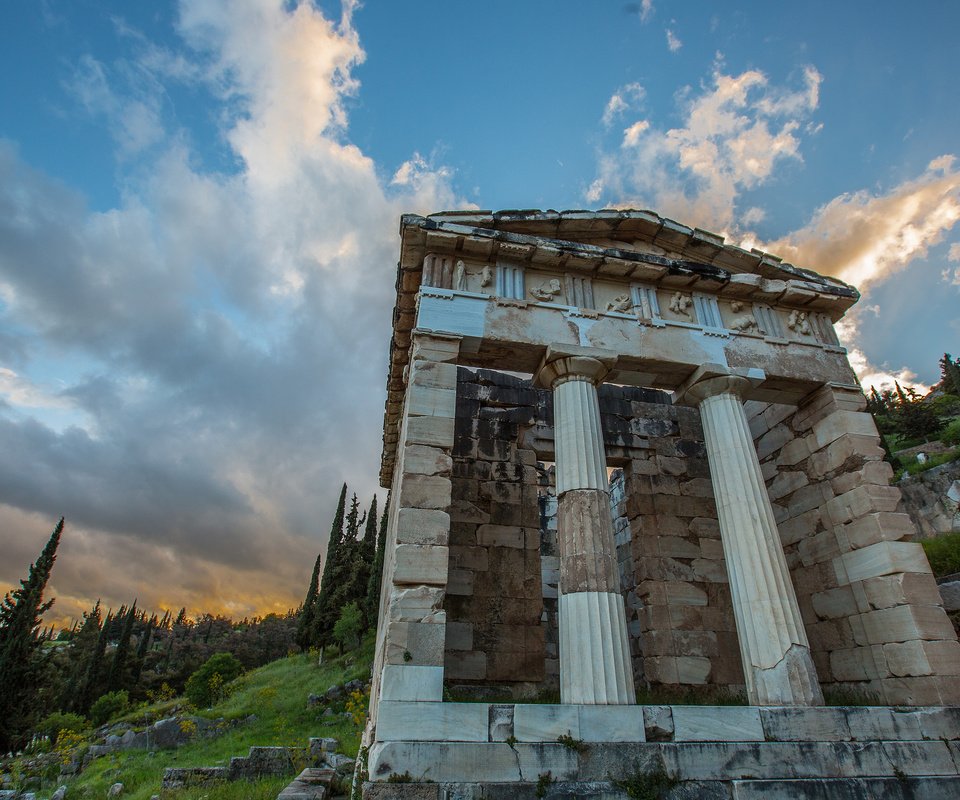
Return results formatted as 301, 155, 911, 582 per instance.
79, 609, 112, 714
312, 484, 347, 647
364, 493, 390, 629
0, 517, 63, 752
61, 600, 102, 713
295, 552, 323, 652
108, 601, 137, 692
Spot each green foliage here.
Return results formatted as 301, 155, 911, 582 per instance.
634, 685, 746, 705
536, 771, 554, 798
295, 552, 323, 652
612, 764, 680, 800
921, 532, 960, 578
364, 493, 390, 629
185, 652, 243, 708
89, 690, 129, 726
332, 602, 363, 653
0, 517, 63, 751
556, 733, 587, 752
821, 685, 882, 706
940, 418, 960, 447
35, 711, 87, 744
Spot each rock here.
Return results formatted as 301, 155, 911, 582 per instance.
324, 684, 344, 701
344, 679, 363, 693
52, 786, 68, 800
321, 708, 334, 718
21, 794, 37, 800
107, 783, 123, 797
309, 737, 339, 758
939, 580, 960, 612
0, 792, 16, 800
307, 693, 322, 707
325, 752, 355, 775
244, 714, 258, 724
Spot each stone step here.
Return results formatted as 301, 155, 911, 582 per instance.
276, 767, 336, 800
730, 776, 960, 799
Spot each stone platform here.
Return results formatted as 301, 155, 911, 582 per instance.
363, 703, 960, 798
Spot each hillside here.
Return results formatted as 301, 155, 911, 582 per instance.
0, 636, 374, 800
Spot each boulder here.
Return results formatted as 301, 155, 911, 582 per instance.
107, 783, 123, 797
51, 786, 68, 800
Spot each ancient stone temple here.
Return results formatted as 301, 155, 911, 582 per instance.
360, 210, 960, 797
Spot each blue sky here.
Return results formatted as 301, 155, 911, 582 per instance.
2, 0, 959, 622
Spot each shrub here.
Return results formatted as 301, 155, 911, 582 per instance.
940, 418, 960, 447
35, 711, 86, 745
922, 532, 960, 578
89, 690, 129, 726
333, 602, 363, 652
185, 652, 243, 707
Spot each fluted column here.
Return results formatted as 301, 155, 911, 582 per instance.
684, 374, 822, 706
535, 346, 635, 704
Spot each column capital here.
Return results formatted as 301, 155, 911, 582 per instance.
673, 363, 765, 407
533, 344, 617, 389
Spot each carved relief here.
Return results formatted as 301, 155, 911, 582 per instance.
788, 309, 812, 335
605, 294, 632, 313
480, 264, 493, 288
454, 259, 468, 292
530, 278, 562, 302
729, 300, 758, 332
669, 292, 692, 317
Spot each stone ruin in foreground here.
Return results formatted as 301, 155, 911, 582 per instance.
360, 210, 960, 798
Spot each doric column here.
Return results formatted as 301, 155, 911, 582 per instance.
681, 371, 823, 706
535, 346, 635, 704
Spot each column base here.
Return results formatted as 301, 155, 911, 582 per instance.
751, 643, 824, 706
559, 591, 635, 704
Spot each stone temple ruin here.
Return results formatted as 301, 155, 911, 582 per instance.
360, 210, 960, 797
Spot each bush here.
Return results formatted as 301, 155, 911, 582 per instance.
185, 652, 243, 707
941, 418, 960, 447
89, 690, 129, 726
921, 532, 960, 578
35, 711, 86, 745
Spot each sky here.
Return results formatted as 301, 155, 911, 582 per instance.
2, 0, 959, 626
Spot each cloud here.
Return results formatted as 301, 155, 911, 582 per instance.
591, 65, 822, 231
0, 0, 463, 622
758, 156, 960, 288
666, 29, 682, 52
835, 314, 929, 394
602, 82, 645, 127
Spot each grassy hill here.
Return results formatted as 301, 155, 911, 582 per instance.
1, 636, 374, 800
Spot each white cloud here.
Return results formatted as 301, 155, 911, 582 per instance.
592, 66, 821, 232
666, 29, 682, 52
836, 315, 929, 394
758, 156, 960, 288
602, 82, 645, 127
0, 0, 464, 618
641, 0, 654, 23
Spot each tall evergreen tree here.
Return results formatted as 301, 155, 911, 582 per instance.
0, 517, 63, 752
295, 551, 323, 652
364, 493, 390, 629
940, 353, 960, 395
61, 600, 102, 713
108, 601, 137, 692
312, 484, 348, 647
350, 496, 378, 618
79, 609, 112, 714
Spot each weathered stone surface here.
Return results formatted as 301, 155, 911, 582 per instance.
377, 702, 489, 742
672, 706, 763, 741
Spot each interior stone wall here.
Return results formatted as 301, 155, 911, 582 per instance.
443, 368, 745, 698
745, 384, 960, 705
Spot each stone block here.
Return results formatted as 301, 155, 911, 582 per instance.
393, 544, 448, 586
812, 410, 878, 450
859, 604, 956, 645
777, 435, 812, 467
835, 541, 932, 584
915, 707, 960, 740
671, 706, 763, 741
838, 511, 916, 550
642, 706, 674, 741
385, 621, 446, 666
828, 646, 886, 681
446, 568, 473, 596
883, 639, 960, 677
860, 571, 942, 610
844, 707, 923, 741
767, 470, 809, 501
444, 650, 485, 680
476, 524, 525, 548
367, 741, 520, 782
404, 414, 455, 448
407, 384, 457, 419
675, 656, 711, 683
514, 743, 580, 782
377, 702, 488, 742
444, 621, 473, 651
759, 707, 851, 741
396, 508, 451, 546
812, 586, 859, 620
402, 445, 452, 477
830, 460, 894, 495
664, 741, 838, 780
380, 665, 443, 702
577, 705, 646, 742
877, 740, 957, 776
777, 508, 822, 547
411, 335, 460, 364
399, 475, 452, 510
387, 585, 444, 622
806, 434, 884, 479
824, 484, 902, 527
514, 704, 580, 742
489, 704, 514, 742
879, 675, 950, 705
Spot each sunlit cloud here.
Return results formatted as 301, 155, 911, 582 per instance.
666, 28, 682, 52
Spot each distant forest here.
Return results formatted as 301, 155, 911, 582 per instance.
0, 483, 386, 753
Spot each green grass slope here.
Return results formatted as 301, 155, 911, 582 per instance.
3, 636, 374, 800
